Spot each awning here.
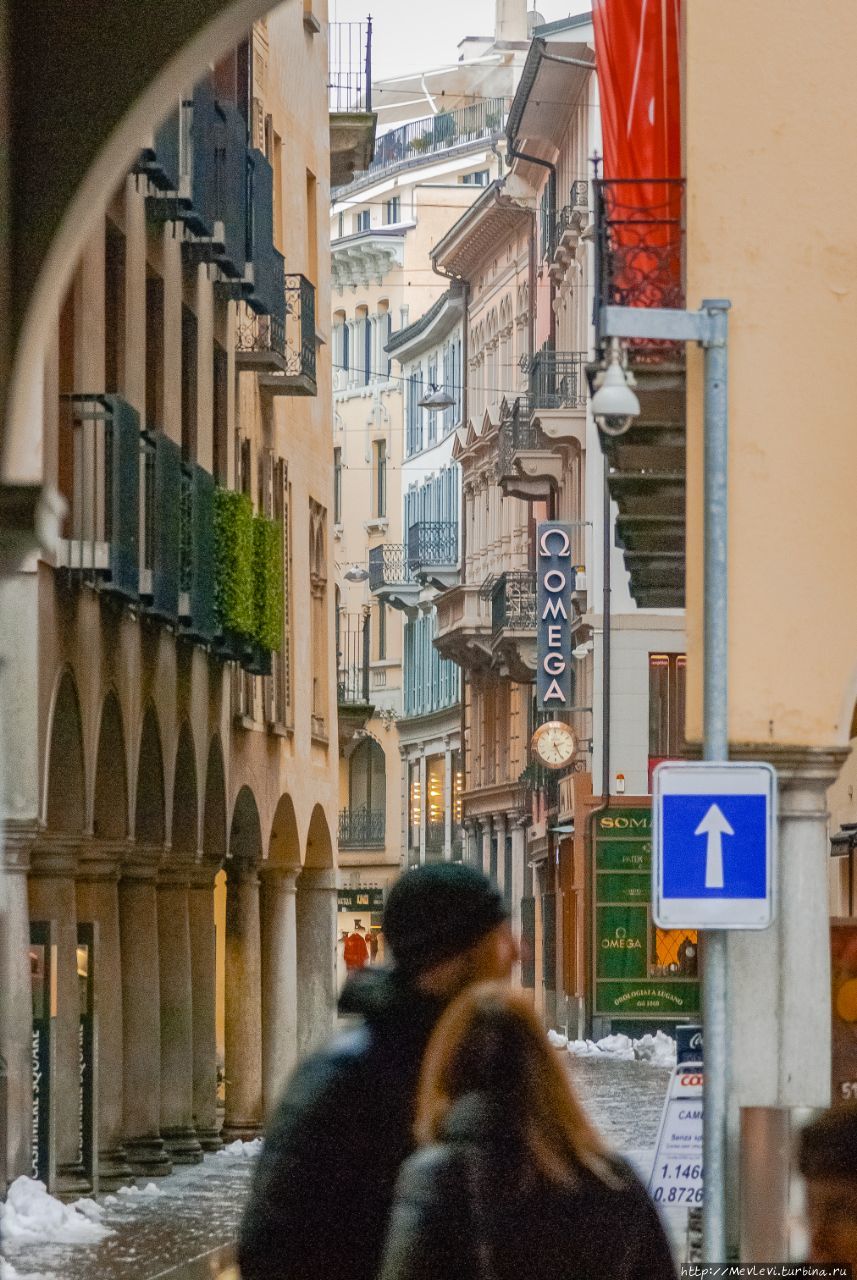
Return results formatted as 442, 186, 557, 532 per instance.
550, 823, 574, 835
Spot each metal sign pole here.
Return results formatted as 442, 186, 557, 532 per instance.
701, 299, 731, 1262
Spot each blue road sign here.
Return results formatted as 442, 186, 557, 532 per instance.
653, 761, 776, 930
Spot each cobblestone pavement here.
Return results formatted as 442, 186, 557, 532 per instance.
3, 1057, 672, 1279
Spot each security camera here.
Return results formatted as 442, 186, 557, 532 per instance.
591, 340, 640, 437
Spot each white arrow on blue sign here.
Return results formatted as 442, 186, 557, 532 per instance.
653, 761, 777, 930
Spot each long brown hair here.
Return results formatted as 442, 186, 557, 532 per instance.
414, 983, 615, 1185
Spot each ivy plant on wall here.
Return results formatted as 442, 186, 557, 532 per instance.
253, 515, 284, 653
213, 488, 255, 639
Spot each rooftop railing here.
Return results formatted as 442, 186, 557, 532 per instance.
328, 19, 373, 114
356, 97, 507, 184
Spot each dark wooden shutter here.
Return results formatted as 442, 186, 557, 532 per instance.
106, 395, 140, 600
150, 432, 182, 621
520, 897, 536, 989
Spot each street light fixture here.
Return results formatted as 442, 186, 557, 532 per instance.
344, 564, 370, 583
591, 337, 640, 436
418, 383, 455, 411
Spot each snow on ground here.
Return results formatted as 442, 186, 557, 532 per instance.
0, 1177, 112, 1246
554, 1028, 677, 1067
216, 1138, 263, 1161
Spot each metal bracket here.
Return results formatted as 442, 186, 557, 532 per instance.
599, 300, 729, 348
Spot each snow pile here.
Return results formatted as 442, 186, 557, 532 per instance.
0, 1176, 113, 1245
557, 1030, 677, 1064
216, 1138, 262, 1161
632, 1030, 677, 1066
71, 1197, 105, 1222
117, 1182, 162, 1199
1, 1263, 52, 1280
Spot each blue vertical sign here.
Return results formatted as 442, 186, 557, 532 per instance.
537, 522, 573, 712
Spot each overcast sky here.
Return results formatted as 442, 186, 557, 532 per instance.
329, 0, 592, 82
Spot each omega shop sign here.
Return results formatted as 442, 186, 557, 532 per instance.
537, 522, 574, 712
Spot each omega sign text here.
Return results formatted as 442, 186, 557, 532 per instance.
537, 522, 574, 712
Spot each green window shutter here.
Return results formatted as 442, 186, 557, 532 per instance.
105, 394, 140, 600
150, 432, 182, 621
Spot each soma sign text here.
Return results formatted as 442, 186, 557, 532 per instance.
537, 522, 574, 712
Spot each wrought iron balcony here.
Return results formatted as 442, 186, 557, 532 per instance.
337, 609, 374, 747
525, 349, 588, 412
235, 272, 317, 395
328, 19, 373, 113
594, 177, 685, 353
56, 394, 140, 600
491, 571, 537, 635
406, 521, 458, 590
368, 543, 420, 614
497, 402, 561, 500
338, 807, 386, 850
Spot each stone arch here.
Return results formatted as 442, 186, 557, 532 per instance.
171, 721, 198, 859
268, 794, 301, 870
93, 690, 129, 840
229, 785, 262, 865
202, 735, 227, 864
2, 0, 274, 486
44, 668, 86, 833
135, 702, 165, 846
304, 803, 334, 870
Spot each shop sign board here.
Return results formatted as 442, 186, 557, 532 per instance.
29, 921, 55, 1185
654, 761, 776, 930
831, 919, 857, 1104
536, 522, 573, 713
648, 1065, 704, 1211
338, 888, 384, 912
594, 807, 700, 1018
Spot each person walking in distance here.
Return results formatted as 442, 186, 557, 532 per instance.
238, 864, 517, 1280
380, 985, 677, 1280
344, 920, 369, 972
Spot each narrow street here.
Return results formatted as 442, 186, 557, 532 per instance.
2, 1058, 671, 1280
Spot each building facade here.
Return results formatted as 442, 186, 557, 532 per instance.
0, 9, 345, 1193
331, 1, 531, 930
433, 16, 693, 1036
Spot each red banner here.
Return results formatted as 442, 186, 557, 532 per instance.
592, 0, 682, 182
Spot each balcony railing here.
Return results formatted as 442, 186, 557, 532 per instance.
235, 272, 317, 393
491, 571, 537, 635
58, 394, 140, 600
594, 177, 685, 355
359, 97, 507, 184
498, 404, 550, 477
328, 18, 373, 114
369, 543, 415, 592
406, 521, 458, 572
554, 179, 589, 247
337, 610, 371, 705
338, 807, 386, 849
524, 349, 588, 411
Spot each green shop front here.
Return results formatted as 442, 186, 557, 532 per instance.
592, 804, 700, 1035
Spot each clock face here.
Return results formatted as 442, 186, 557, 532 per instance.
532, 721, 577, 770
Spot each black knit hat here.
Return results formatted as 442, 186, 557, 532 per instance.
383, 863, 508, 973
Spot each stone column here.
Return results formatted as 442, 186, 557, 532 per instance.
261, 868, 299, 1117
157, 868, 202, 1163
1, 827, 36, 1181
118, 849, 172, 1176
480, 820, 492, 878
296, 867, 337, 1059
188, 868, 221, 1151
443, 742, 453, 860
493, 814, 508, 898
723, 746, 849, 1255
29, 837, 90, 1197
76, 842, 133, 1189
418, 755, 427, 864
223, 863, 263, 1141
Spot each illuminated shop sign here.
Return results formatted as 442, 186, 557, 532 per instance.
537, 522, 573, 712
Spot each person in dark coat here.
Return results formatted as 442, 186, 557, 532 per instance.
237, 863, 518, 1280
379, 984, 678, 1280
